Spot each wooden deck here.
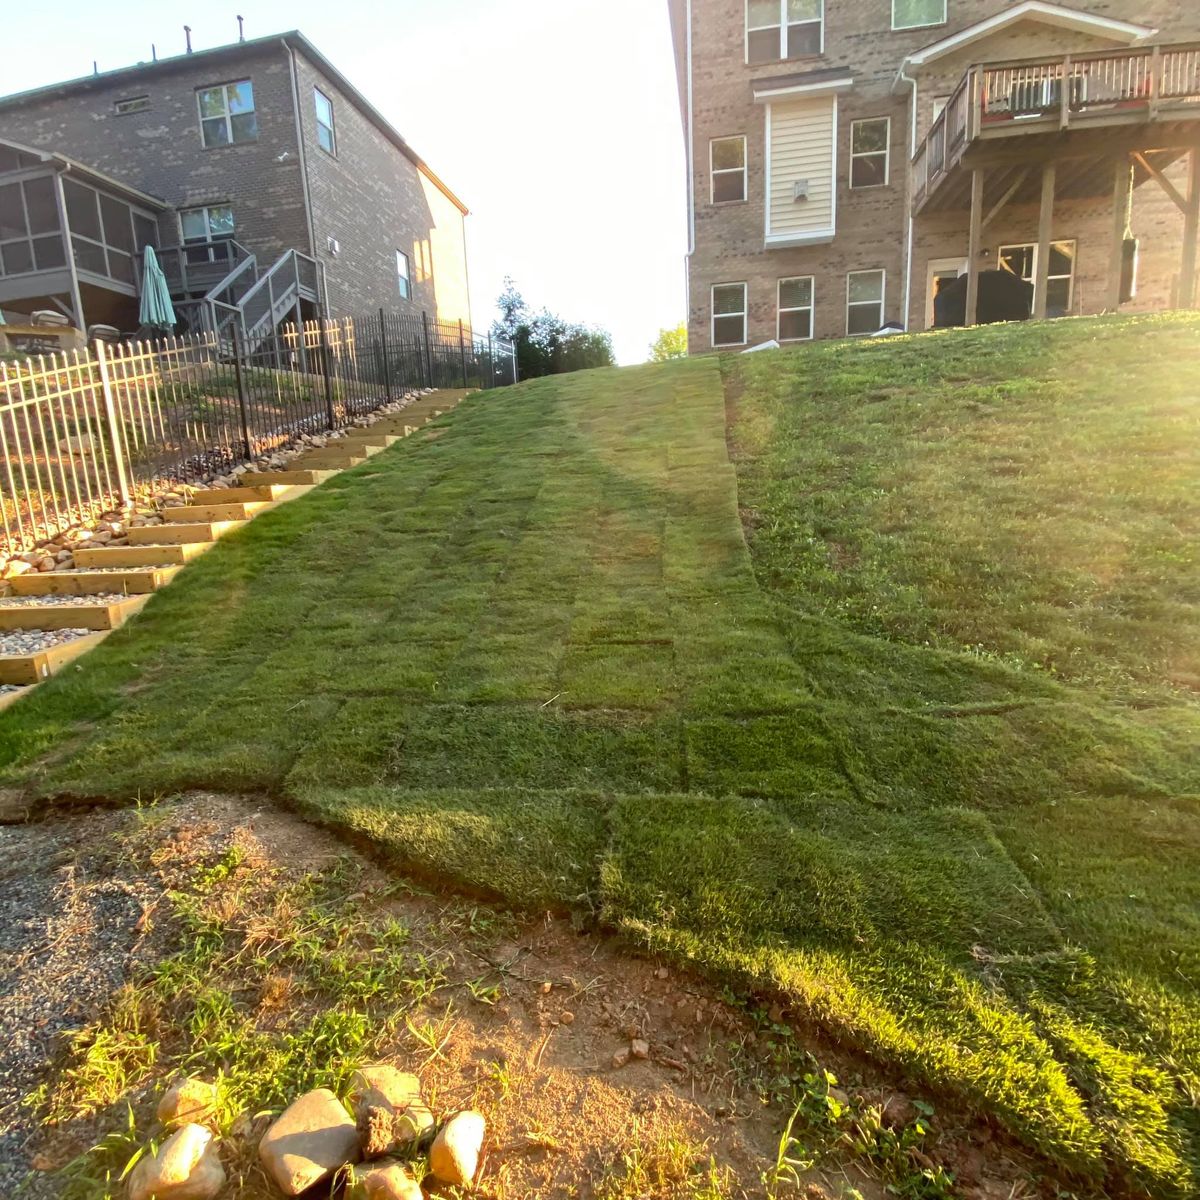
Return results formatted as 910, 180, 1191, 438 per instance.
914, 43, 1200, 215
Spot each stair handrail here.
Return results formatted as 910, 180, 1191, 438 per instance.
236, 249, 321, 345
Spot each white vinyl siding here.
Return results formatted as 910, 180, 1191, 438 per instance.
766, 95, 837, 247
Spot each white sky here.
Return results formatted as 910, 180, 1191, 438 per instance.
1, 1, 687, 364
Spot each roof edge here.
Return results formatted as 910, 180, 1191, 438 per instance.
0, 134, 168, 209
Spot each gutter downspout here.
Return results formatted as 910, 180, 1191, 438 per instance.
898, 62, 918, 332
684, 0, 695, 325
285, 40, 320, 309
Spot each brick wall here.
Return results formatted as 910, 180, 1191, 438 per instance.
678, 0, 1199, 350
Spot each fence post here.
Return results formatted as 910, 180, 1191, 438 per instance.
318, 316, 336, 430
229, 326, 255, 461
422, 312, 434, 389
458, 320, 469, 389
93, 339, 133, 507
378, 308, 393, 402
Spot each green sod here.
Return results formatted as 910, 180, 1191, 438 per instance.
2, 316, 1198, 1194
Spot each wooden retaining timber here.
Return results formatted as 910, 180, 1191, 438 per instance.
10, 567, 184, 597
0, 631, 112, 685
128, 521, 243, 546
0, 595, 151, 632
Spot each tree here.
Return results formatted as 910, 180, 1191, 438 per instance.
490, 279, 616, 380
649, 323, 688, 362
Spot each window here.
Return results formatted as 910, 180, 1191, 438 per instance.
58, 177, 151, 284
778, 277, 814, 341
315, 88, 336, 156
0, 176, 65, 279
396, 249, 412, 300
747, 0, 823, 64
892, 0, 947, 30
711, 137, 747, 204
712, 283, 747, 347
998, 241, 1077, 317
850, 119, 890, 189
847, 269, 885, 335
181, 205, 235, 266
197, 80, 257, 148
114, 95, 150, 115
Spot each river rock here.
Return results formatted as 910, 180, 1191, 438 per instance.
259, 1088, 360, 1195
127, 1123, 224, 1200
157, 1077, 219, 1128
429, 1110, 486, 1188
356, 1160, 425, 1200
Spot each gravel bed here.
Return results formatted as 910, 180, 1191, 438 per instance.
0, 593, 130, 608
0, 813, 161, 1197
0, 629, 92, 656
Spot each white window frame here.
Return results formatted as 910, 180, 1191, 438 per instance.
849, 117, 891, 189
314, 88, 336, 156
712, 282, 748, 348
846, 269, 886, 336
196, 79, 257, 148
777, 277, 815, 342
396, 249, 412, 300
998, 240, 1078, 313
710, 136, 748, 205
746, 0, 825, 65
892, 0, 948, 32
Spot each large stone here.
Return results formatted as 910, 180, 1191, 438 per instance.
429, 1110, 486, 1188
350, 1065, 422, 1110
127, 1123, 224, 1200
258, 1088, 361, 1196
157, 1077, 219, 1128
352, 1065, 432, 1159
356, 1160, 425, 1200
5, 560, 32, 578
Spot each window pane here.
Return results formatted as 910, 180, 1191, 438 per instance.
893, 0, 944, 28
748, 0, 780, 28
72, 236, 107, 276
181, 210, 209, 241
713, 172, 746, 203
713, 314, 746, 346
108, 249, 133, 284
1, 241, 33, 275
851, 153, 887, 188
315, 90, 333, 126
747, 27, 780, 63
202, 117, 230, 148
133, 215, 158, 252
1049, 242, 1075, 277
101, 194, 134, 251
712, 138, 745, 171
848, 272, 884, 304
788, 0, 821, 18
230, 112, 258, 143
1048, 278, 1071, 315
1000, 246, 1034, 281
318, 125, 335, 154
713, 284, 745, 316
787, 22, 821, 56
32, 234, 66, 270
198, 87, 226, 118
208, 206, 235, 238
853, 120, 888, 154
0, 183, 24, 240
779, 278, 812, 309
64, 180, 101, 241
23, 177, 57, 235
848, 303, 882, 335
779, 309, 812, 340
226, 81, 254, 115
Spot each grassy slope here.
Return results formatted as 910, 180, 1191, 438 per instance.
1, 316, 1198, 1194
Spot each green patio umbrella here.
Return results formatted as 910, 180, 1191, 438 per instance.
138, 245, 176, 331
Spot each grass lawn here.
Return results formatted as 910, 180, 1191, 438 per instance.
3, 313, 1198, 1196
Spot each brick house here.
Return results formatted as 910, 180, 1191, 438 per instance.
667, 0, 1200, 349
0, 30, 471, 338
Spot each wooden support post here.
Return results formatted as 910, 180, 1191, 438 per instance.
1034, 163, 1056, 320
965, 168, 984, 327
1108, 158, 1129, 313
1181, 148, 1200, 309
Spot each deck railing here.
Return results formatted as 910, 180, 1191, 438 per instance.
913, 42, 1200, 209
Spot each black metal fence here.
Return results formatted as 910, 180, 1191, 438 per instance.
0, 311, 515, 553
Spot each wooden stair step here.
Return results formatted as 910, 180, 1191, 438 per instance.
0, 631, 111, 686
161, 502, 269, 524
241, 469, 337, 486
339, 432, 401, 447
0, 594, 150, 631
75, 542, 212, 569
10, 567, 182, 596
294, 453, 368, 468
190, 484, 295, 504
128, 521, 242, 545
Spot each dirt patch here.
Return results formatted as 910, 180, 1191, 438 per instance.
3, 795, 1049, 1199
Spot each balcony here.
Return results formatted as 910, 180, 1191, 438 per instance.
913, 43, 1200, 214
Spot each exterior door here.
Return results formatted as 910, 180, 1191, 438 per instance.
926, 257, 967, 329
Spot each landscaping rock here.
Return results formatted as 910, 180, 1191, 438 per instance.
36, 556, 56, 572
612, 1047, 631, 1069
355, 1160, 424, 1200
157, 1077, 220, 1128
5, 561, 32, 579
429, 1110, 486, 1188
127, 1123, 224, 1200
350, 1065, 422, 1109
351, 1067, 434, 1159
258, 1088, 360, 1196
631, 1038, 650, 1060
